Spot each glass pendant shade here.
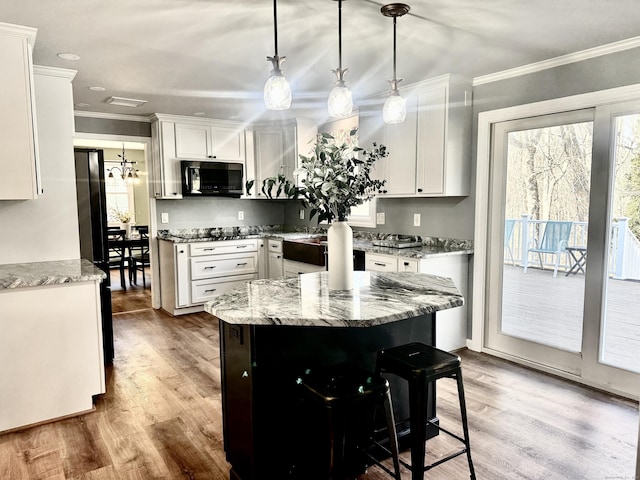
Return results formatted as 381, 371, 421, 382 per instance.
328, 85, 353, 118
264, 73, 292, 110
383, 91, 406, 124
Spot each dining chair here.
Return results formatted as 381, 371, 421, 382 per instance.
107, 228, 127, 290
129, 227, 150, 288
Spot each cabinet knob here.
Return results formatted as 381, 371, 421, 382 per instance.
208, 155, 217, 159
417, 188, 423, 193
404, 261, 409, 266
179, 250, 185, 254
382, 190, 388, 194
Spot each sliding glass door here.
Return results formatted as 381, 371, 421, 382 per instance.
486, 101, 640, 395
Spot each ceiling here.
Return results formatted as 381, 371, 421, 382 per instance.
4, 0, 640, 124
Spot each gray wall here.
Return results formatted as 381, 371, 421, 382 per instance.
74, 116, 151, 137
155, 197, 285, 230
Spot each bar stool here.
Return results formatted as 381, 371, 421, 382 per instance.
376, 342, 476, 480
296, 363, 402, 480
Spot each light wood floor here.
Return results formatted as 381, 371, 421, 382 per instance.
0, 309, 637, 479
110, 268, 152, 314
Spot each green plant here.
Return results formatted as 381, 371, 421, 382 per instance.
256, 129, 387, 224
296, 130, 387, 223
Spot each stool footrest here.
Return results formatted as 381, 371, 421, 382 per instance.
423, 448, 469, 472
429, 419, 467, 445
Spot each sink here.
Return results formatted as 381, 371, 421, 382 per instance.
283, 237, 327, 266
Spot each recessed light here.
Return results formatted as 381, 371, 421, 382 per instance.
75, 103, 91, 107
89, 86, 106, 92
57, 53, 80, 61
194, 112, 206, 116
105, 96, 147, 108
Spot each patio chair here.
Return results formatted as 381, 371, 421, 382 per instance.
504, 219, 516, 266
524, 221, 573, 277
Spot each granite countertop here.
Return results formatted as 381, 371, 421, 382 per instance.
0, 259, 106, 290
158, 226, 473, 259
205, 271, 463, 327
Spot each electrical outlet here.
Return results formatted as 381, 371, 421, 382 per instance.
376, 212, 385, 225
413, 213, 421, 227
161, 212, 169, 224
238, 211, 244, 221
299, 209, 305, 220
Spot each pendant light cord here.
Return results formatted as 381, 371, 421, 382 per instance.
392, 15, 397, 82
338, 0, 343, 70
273, 0, 279, 56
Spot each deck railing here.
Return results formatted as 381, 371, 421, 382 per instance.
505, 215, 640, 280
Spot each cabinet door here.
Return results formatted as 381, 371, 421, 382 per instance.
358, 110, 387, 189
175, 123, 211, 159
212, 124, 245, 161
175, 244, 191, 307
384, 95, 418, 195
152, 121, 182, 198
268, 251, 284, 279
257, 239, 268, 279
416, 87, 447, 195
398, 257, 419, 272
0, 27, 39, 200
254, 126, 287, 198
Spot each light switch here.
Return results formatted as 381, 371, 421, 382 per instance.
238, 211, 244, 220
299, 209, 305, 220
161, 212, 169, 224
377, 212, 385, 225
413, 213, 421, 227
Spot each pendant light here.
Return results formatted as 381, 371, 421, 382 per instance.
264, 0, 292, 110
327, 0, 353, 118
381, 3, 410, 124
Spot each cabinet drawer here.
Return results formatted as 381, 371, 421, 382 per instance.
190, 239, 257, 256
365, 253, 398, 272
398, 258, 419, 272
191, 274, 257, 304
268, 239, 283, 253
191, 253, 257, 280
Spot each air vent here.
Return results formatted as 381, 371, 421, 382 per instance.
105, 96, 147, 108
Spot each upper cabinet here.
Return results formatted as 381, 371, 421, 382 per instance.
248, 118, 317, 199
359, 74, 472, 197
150, 114, 247, 199
0, 22, 41, 200
175, 122, 245, 162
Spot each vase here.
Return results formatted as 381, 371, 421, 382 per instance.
327, 220, 354, 290
122, 222, 132, 239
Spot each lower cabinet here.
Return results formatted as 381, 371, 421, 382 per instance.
159, 239, 258, 315
365, 251, 469, 350
267, 239, 284, 279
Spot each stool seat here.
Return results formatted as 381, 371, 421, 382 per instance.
298, 363, 402, 480
378, 342, 461, 381
377, 343, 476, 480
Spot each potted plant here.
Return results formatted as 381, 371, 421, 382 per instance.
256, 128, 388, 289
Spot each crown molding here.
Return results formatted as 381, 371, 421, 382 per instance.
0, 22, 37, 44
473, 36, 640, 86
73, 111, 152, 123
33, 65, 77, 80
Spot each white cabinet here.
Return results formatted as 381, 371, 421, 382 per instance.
267, 239, 284, 279
359, 74, 472, 197
159, 239, 258, 315
0, 22, 41, 200
150, 114, 247, 199
257, 239, 268, 279
250, 118, 316, 198
151, 118, 182, 198
175, 121, 245, 162
364, 249, 469, 351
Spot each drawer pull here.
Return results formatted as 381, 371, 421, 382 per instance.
204, 266, 217, 270
236, 262, 248, 266
236, 245, 248, 249
374, 262, 386, 266
203, 248, 216, 251
204, 288, 217, 293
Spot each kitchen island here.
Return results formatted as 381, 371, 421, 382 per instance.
205, 271, 463, 480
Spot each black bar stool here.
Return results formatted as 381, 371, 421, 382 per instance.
296, 363, 402, 480
376, 342, 476, 480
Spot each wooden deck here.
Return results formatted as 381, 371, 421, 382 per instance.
501, 264, 640, 373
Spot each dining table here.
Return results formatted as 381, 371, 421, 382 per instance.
108, 234, 149, 288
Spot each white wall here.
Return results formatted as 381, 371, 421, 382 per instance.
0, 67, 80, 264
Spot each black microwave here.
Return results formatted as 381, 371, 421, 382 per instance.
181, 161, 244, 197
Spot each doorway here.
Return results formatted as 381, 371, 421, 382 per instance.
74, 137, 153, 314
477, 96, 640, 398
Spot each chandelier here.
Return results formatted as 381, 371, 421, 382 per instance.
107, 144, 139, 184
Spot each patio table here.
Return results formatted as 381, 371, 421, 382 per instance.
566, 246, 587, 276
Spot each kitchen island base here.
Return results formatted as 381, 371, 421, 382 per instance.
220, 315, 439, 480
